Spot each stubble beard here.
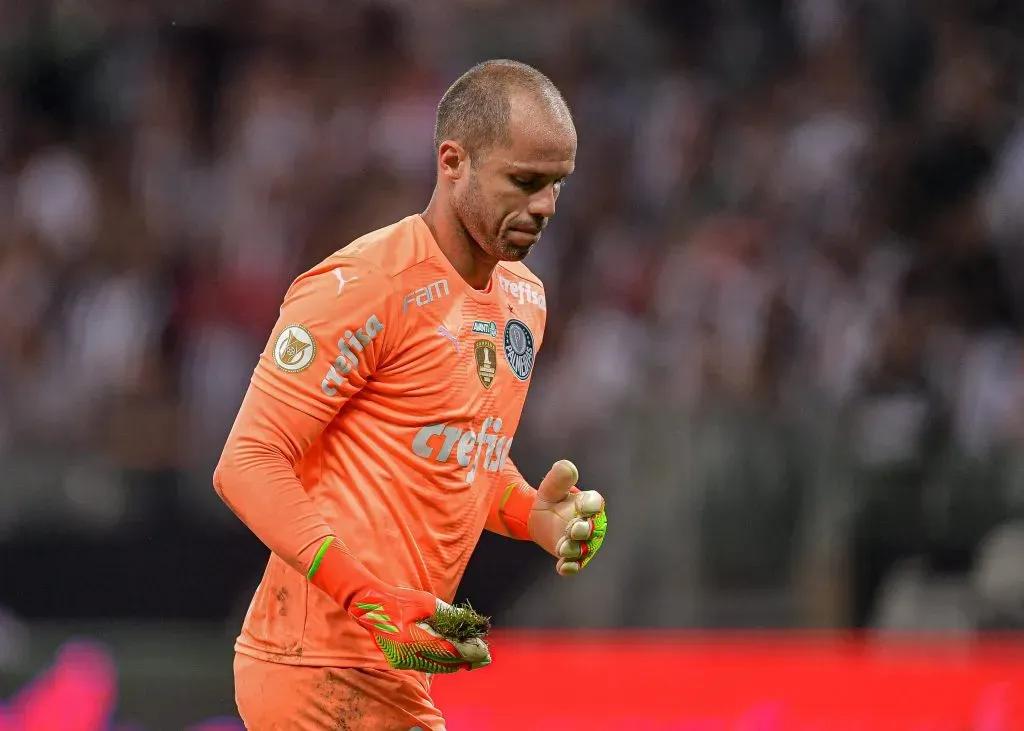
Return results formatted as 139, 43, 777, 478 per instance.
456, 172, 532, 262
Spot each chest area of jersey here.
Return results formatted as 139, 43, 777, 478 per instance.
363, 277, 542, 485
395, 287, 540, 411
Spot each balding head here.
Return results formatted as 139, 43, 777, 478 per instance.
434, 59, 574, 156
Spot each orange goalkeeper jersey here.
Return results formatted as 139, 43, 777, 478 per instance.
231, 214, 547, 667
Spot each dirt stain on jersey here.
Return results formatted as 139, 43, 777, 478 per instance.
316, 670, 367, 731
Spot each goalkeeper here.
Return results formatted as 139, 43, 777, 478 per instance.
214, 59, 607, 731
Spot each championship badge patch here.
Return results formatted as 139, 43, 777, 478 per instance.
475, 340, 497, 388
273, 324, 317, 372
503, 319, 535, 381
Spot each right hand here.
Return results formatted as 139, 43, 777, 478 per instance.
348, 585, 491, 673
529, 460, 607, 576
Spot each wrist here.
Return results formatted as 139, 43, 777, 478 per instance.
496, 482, 537, 541
306, 536, 386, 610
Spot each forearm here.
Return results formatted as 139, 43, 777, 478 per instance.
214, 387, 395, 609
213, 386, 346, 576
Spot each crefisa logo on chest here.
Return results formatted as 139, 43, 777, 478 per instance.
503, 319, 535, 381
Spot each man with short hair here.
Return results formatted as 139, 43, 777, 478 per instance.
214, 59, 608, 730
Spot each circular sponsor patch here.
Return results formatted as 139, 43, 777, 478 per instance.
503, 319, 535, 381
273, 324, 317, 373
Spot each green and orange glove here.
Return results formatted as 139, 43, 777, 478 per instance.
499, 460, 608, 576
306, 538, 491, 673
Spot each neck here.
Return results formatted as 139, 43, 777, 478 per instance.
421, 189, 497, 290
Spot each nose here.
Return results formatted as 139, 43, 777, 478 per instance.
527, 182, 557, 219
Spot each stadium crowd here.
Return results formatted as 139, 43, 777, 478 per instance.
3, 0, 1024, 631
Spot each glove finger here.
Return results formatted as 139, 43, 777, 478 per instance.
452, 636, 491, 669
568, 518, 593, 541
556, 558, 580, 576
412, 623, 492, 672
580, 510, 608, 569
575, 490, 605, 517
556, 536, 582, 559
536, 460, 579, 504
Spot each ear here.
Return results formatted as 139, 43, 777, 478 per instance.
438, 140, 468, 182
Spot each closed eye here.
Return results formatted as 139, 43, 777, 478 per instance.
511, 175, 538, 190
511, 174, 569, 193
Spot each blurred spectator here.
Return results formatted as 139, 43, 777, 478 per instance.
3, 0, 1024, 631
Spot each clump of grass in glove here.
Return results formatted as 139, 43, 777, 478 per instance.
425, 600, 492, 643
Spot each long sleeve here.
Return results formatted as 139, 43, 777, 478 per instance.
213, 256, 399, 575
213, 385, 336, 574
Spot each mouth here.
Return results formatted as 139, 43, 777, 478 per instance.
507, 220, 543, 242
506, 229, 539, 246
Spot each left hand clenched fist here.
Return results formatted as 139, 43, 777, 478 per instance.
529, 460, 607, 576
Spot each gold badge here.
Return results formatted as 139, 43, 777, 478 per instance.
273, 324, 317, 372
475, 339, 497, 389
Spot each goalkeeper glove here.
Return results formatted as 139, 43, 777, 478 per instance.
499, 460, 607, 576
306, 538, 491, 673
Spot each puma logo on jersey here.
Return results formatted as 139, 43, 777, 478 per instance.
411, 416, 512, 484
403, 279, 450, 312
437, 324, 460, 353
320, 314, 384, 396
333, 269, 357, 295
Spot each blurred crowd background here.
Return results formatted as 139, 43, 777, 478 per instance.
3, 0, 1024, 724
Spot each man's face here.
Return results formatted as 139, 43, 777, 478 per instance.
451, 96, 576, 262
